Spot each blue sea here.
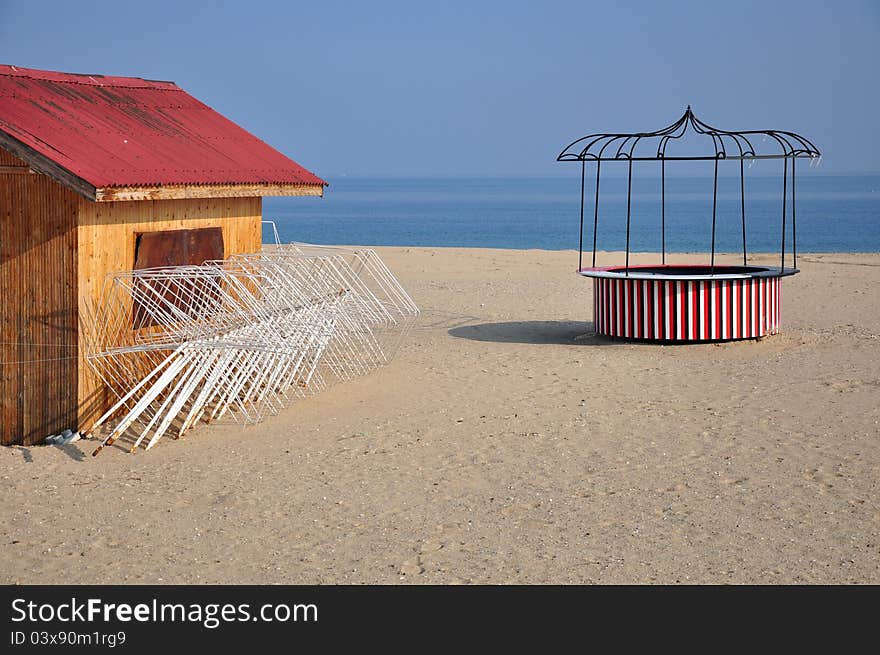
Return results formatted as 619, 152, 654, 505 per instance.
264, 174, 880, 253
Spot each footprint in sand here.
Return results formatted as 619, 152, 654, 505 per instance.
802, 467, 835, 491
399, 536, 448, 577
398, 557, 425, 577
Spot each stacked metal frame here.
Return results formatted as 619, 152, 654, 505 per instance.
84, 245, 418, 454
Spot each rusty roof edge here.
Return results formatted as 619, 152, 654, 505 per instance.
0, 128, 96, 200
98, 180, 327, 188
0, 64, 181, 91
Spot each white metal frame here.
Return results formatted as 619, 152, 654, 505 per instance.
84, 245, 419, 454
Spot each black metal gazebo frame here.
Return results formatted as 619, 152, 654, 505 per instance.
557, 106, 821, 274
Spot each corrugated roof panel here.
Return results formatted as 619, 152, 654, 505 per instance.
0, 64, 326, 189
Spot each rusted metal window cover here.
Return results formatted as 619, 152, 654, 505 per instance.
134, 227, 224, 269
133, 227, 225, 327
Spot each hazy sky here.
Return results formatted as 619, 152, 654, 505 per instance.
1, 0, 877, 177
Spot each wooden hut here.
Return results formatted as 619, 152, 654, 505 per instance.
0, 64, 326, 445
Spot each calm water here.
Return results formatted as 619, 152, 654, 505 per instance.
264, 174, 880, 252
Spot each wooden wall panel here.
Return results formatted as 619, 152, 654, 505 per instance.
76, 196, 261, 428
1, 139, 263, 444
0, 152, 79, 446
0, 149, 28, 167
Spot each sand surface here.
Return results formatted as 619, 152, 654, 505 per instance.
1, 248, 878, 584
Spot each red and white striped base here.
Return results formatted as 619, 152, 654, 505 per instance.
592, 275, 781, 341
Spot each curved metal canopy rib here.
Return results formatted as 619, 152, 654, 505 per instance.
557, 106, 821, 162
556, 107, 820, 274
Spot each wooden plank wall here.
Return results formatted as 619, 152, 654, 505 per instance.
76, 196, 262, 429
0, 149, 80, 446
1, 144, 262, 444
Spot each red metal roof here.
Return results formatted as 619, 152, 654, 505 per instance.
0, 64, 326, 189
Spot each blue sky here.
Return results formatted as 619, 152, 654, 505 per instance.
1, 0, 877, 177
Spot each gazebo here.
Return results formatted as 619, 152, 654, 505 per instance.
557, 107, 820, 341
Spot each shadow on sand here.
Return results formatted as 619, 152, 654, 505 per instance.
449, 320, 608, 345
13, 443, 85, 463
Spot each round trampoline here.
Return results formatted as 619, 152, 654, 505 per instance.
557, 107, 820, 342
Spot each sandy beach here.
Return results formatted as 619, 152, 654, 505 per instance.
1, 247, 877, 584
